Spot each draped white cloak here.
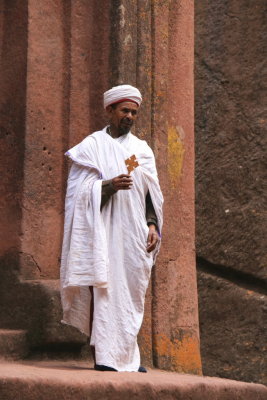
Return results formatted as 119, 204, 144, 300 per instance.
60, 127, 163, 371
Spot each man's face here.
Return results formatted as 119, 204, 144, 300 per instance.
107, 101, 138, 135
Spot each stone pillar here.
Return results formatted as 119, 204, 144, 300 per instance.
0, 0, 27, 258
20, 0, 67, 279
19, 0, 110, 279
151, 0, 201, 374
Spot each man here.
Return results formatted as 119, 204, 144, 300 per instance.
60, 84, 163, 372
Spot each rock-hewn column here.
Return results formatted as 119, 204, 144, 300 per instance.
0, 0, 27, 258
0, 0, 28, 329
20, 0, 68, 279
151, 0, 201, 374
20, 0, 111, 279
68, 0, 110, 146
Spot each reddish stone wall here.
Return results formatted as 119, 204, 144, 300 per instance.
0, 1, 27, 256
20, 0, 111, 279
21, 0, 68, 279
0, 0, 200, 373
152, 0, 201, 374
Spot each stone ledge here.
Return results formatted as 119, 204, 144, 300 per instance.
0, 330, 28, 360
0, 360, 266, 400
0, 275, 87, 348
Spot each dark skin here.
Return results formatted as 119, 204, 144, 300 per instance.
106, 101, 159, 253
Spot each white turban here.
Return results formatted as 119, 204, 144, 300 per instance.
103, 84, 142, 109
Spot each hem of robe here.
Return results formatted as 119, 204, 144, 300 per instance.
62, 278, 108, 289
94, 358, 140, 373
60, 319, 89, 337
61, 321, 140, 372
97, 364, 139, 373
94, 350, 140, 372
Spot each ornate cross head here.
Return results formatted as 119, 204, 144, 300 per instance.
125, 155, 139, 174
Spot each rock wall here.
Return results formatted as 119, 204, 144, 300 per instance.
195, 0, 267, 384
0, 0, 200, 373
0, 0, 27, 256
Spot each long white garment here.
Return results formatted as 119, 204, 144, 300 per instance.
60, 127, 163, 371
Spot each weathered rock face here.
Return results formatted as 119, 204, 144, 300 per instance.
195, 0, 267, 280
197, 269, 267, 385
195, 0, 267, 384
0, 1, 27, 256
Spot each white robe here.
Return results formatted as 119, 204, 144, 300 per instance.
60, 127, 163, 371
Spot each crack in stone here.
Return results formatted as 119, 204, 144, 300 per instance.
225, 13, 241, 22
197, 256, 267, 296
197, 257, 267, 295
19, 252, 41, 273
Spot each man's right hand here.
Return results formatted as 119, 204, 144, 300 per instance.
112, 174, 133, 191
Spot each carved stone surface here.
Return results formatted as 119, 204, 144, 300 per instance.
0, 1, 27, 256
198, 270, 267, 385
195, 0, 267, 384
1, 361, 267, 400
195, 0, 267, 280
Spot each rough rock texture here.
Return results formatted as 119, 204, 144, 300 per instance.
0, 0, 27, 256
151, 0, 201, 374
0, 361, 266, 400
0, 255, 87, 352
195, 0, 267, 279
195, 0, 267, 384
0, 330, 28, 360
197, 269, 267, 385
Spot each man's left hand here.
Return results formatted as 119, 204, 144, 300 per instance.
146, 225, 159, 253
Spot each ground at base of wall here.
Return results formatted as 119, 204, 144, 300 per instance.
0, 360, 266, 400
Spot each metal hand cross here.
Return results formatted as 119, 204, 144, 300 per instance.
125, 155, 139, 174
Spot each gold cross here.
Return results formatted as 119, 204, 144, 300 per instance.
125, 155, 139, 174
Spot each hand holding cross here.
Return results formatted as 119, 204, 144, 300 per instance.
111, 174, 133, 191
110, 155, 139, 191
